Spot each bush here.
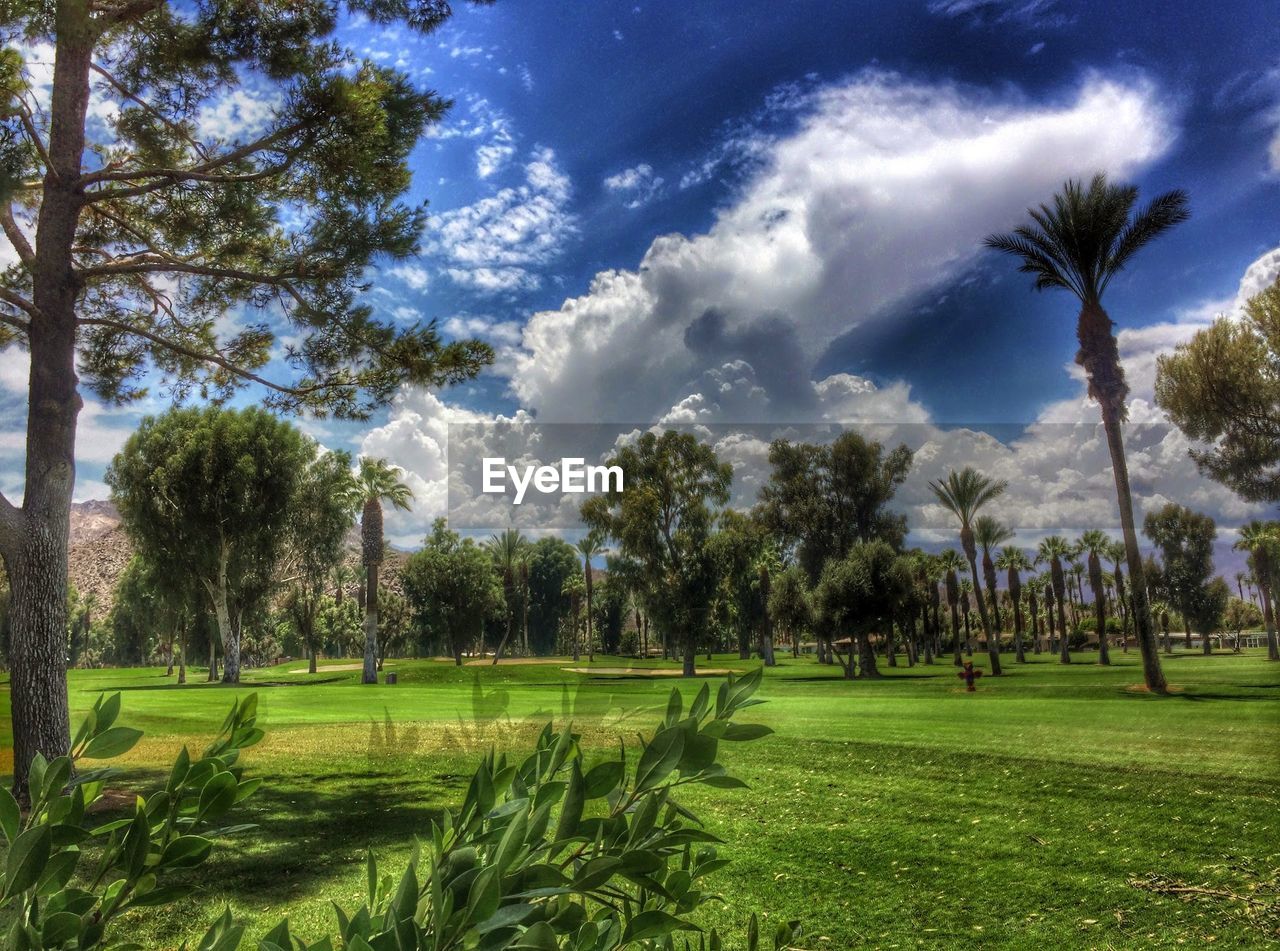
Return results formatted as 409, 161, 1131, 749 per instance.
2, 671, 796, 950
1, 693, 262, 948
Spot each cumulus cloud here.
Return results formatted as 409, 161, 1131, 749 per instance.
356, 70, 1271, 545
603, 163, 664, 208
424, 146, 575, 293
511, 71, 1172, 423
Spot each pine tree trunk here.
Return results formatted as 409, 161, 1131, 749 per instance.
3, 7, 96, 800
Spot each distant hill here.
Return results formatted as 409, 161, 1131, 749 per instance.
67, 500, 406, 621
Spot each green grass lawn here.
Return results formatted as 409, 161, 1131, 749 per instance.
3, 649, 1279, 949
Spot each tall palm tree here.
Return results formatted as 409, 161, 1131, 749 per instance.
1234, 521, 1280, 661
975, 516, 1014, 634
575, 530, 605, 663
995, 546, 1033, 663
938, 548, 966, 666
1041, 573, 1057, 654
930, 468, 1008, 675
357, 458, 413, 684
986, 175, 1187, 692
1038, 536, 1074, 664
1079, 530, 1114, 665
487, 529, 529, 664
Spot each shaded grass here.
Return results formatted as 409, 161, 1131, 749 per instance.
2, 649, 1278, 948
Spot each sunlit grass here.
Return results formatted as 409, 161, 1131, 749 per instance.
2, 649, 1278, 948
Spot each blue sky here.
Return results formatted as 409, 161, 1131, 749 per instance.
2, 0, 1279, 550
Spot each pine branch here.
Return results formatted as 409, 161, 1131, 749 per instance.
77, 315, 355, 398
2, 206, 36, 266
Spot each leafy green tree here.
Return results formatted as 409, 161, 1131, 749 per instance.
1143, 503, 1218, 653
758, 432, 912, 585
929, 468, 1008, 674
0, 0, 493, 797
1223, 596, 1263, 650
283, 450, 359, 673
1106, 540, 1131, 652
357, 458, 413, 683
1078, 529, 1114, 664
582, 431, 732, 677
986, 174, 1187, 692
1156, 280, 1280, 503
995, 546, 1033, 663
590, 570, 630, 656
403, 520, 504, 667
813, 540, 911, 679
377, 589, 413, 665
1234, 521, 1280, 660
107, 407, 312, 684
526, 537, 581, 655
709, 510, 774, 662
768, 565, 812, 658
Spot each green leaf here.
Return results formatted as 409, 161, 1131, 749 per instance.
582, 760, 624, 800
512, 921, 559, 950
718, 723, 773, 742
474, 902, 535, 935
40, 911, 81, 946
553, 760, 584, 844
635, 727, 686, 792
700, 774, 749, 790
622, 910, 699, 943
198, 771, 239, 820
2, 824, 51, 898
161, 835, 213, 869
665, 687, 683, 725
82, 727, 143, 760
467, 866, 500, 923
96, 692, 122, 733
0, 787, 19, 844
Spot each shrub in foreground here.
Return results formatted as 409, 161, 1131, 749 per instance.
2, 670, 798, 950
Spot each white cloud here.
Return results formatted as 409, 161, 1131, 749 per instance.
196, 86, 281, 143
424, 147, 575, 293
603, 163, 664, 208
511, 71, 1172, 423
388, 263, 430, 291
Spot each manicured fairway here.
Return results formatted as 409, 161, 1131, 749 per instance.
3, 650, 1278, 948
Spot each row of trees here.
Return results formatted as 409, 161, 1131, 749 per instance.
104, 406, 416, 684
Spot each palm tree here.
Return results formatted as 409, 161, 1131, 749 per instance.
1234, 521, 1280, 661
1038, 536, 1074, 664
995, 546, 1033, 663
575, 530, 605, 663
562, 571, 585, 662
357, 458, 413, 684
1041, 574, 1057, 654
958, 577, 974, 656
1106, 540, 1130, 652
332, 563, 353, 607
930, 468, 1008, 675
986, 175, 1187, 692
938, 548, 966, 665
1025, 574, 1044, 654
1079, 530, 1114, 665
975, 516, 1014, 635
487, 529, 529, 664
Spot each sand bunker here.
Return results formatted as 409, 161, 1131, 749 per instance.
561, 666, 741, 677
286, 663, 385, 674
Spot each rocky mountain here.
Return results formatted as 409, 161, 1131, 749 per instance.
68, 500, 132, 617
66, 500, 407, 620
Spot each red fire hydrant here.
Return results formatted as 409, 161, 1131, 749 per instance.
957, 660, 983, 692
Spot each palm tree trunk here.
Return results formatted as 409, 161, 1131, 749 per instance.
363, 563, 379, 683
966, 556, 1001, 675
1081, 304, 1166, 689
1261, 582, 1280, 661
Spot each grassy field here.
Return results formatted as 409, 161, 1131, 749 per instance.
2, 649, 1278, 949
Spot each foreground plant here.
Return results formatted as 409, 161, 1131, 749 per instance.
0, 693, 262, 949
242, 667, 795, 950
